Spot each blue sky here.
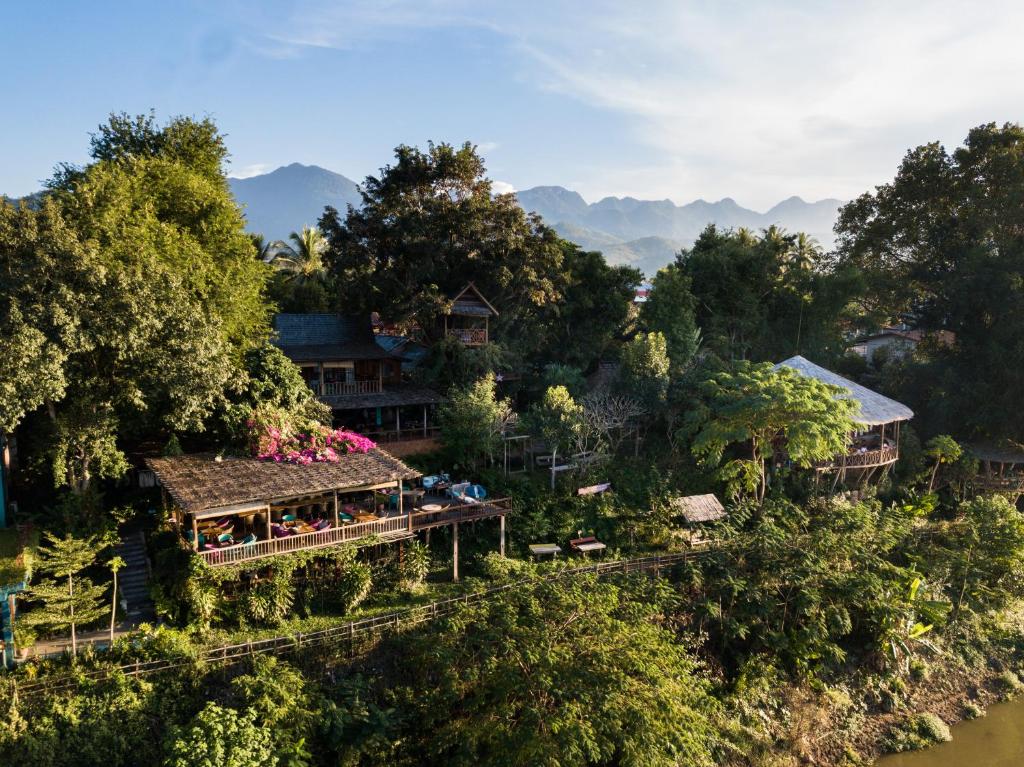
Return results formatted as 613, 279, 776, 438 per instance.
3, 0, 1023, 208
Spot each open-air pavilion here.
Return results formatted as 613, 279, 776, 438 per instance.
775, 355, 914, 486
147, 451, 511, 573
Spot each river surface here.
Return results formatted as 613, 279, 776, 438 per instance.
876, 697, 1024, 767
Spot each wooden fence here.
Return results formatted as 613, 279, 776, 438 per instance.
10, 548, 710, 698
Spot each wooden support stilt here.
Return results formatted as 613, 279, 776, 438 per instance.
452, 522, 459, 582
192, 514, 199, 551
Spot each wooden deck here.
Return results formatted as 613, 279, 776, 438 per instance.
196, 497, 511, 567
815, 444, 899, 472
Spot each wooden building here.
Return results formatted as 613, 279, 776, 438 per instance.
147, 451, 511, 573
443, 283, 498, 346
775, 355, 914, 484
273, 313, 442, 446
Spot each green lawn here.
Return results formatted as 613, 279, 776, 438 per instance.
0, 527, 36, 588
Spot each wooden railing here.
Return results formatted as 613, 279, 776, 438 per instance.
447, 327, 487, 345
321, 379, 382, 396
195, 499, 512, 567
817, 444, 899, 471
198, 515, 412, 566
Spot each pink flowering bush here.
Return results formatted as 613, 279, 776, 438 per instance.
247, 405, 376, 464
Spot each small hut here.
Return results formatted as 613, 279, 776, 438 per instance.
671, 494, 727, 546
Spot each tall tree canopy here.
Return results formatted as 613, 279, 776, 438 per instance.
833, 122, 1024, 440
0, 112, 270, 493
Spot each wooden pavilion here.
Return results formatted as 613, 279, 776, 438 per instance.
147, 451, 511, 573
967, 443, 1024, 502
775, 355, 914, 485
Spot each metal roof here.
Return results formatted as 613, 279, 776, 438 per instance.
775, 355, 914, 426
273, 314, 392, 361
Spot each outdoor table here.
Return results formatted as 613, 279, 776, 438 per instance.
420, 503, 444, 512
353, 511, 379, 523
573, 541, 607, 553
529, 543, 562, 558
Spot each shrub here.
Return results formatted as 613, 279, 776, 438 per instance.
883, 712, 952, 753
994, 670, 1022, 698
398, 540, 430, 590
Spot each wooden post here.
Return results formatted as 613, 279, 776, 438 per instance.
192, 514, 199, 551
452, 522, 459, 582
423, 404, 428, 438
333, 490, 339, 528
265, 507, 272, 540
318, 363, 324, 396
499, 514, 505, 557
396, 407, 401, 439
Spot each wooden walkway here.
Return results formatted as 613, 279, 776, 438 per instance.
9, 548, 713, 698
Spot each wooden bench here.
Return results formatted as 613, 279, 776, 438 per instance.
569, 536, 607, 555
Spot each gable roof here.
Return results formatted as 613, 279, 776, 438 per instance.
670, 494, 727, 523
147, 450, 420, 514
775, 355, 914, 426
273, 314, 391, 362
448, 282, 499, 317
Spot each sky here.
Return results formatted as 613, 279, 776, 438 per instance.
3, 0, 1024, 209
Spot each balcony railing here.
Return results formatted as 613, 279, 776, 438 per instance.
447, 327, 487, 345
195, 498, 512, 567
321, 380, 382, 396
816, 444, 899, 471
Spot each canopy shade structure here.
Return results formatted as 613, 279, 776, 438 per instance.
671, 494, 727, 524
147, 450, 420, 515
775, 355, 914, 426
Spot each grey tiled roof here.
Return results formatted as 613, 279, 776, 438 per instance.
324, 384, 442, 410
273, 314, 391, 361
775, 355, 914, 426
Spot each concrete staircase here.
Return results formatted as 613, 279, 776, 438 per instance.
112, 530, 154, 620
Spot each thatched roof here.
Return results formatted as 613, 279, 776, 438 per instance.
671, 494, 727, 524
775, 355, 914, 426
147, 450, 420, 514
968, 443, 1024, 465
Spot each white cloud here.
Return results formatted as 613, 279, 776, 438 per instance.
260, 0, 1024, 207
231, 163, 271, 179
491, 180, 516, 195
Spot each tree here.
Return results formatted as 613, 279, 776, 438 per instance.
2, 113, 270, 493
108, 555, 125, 644
924, 435, 962, 492
319, 141, 564, 344
527, 385, 586, 486
438, 373, 515, 471
618, 331, 670, 410
372, 575, 726, 766
640, 264, 699, 371
690, 362, 859, 501
833, 122, 1024, 440
24, 533, 108, 656
164, 703, 278, 767
272, 225, 329, 286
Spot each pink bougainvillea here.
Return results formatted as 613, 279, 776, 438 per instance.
248, 406, 376, 464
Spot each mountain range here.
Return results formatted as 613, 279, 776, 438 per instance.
224, 164, 844, 275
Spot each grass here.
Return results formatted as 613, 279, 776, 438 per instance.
0, 527, 37, 588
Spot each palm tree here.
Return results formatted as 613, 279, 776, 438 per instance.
789, 232, 821, 272
108, 555, 125, 645
272, 225, 328, 285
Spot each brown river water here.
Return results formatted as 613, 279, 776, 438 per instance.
876, 697, 1024, 767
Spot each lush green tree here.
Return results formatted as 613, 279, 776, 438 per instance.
1, 113, 270, 492
923, 435, 963, 492
23, 532, 109, 655
527, 385, 584, 475
272, 225, 329, 286
539, 363, 587, 398
372, 575, 726, 767
690, 362, 858, 501
833, 122, 1024, 439
618, 331, 670, 410
640, 264, 699, 370
108, 555, 125, 644
320, 142, 563, 344
164, 703, 278, 767
438, 373, 514, 471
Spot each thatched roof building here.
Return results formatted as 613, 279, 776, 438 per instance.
671, 494, 727, 524
147, 451, 419, 515
775, 355, 913, 426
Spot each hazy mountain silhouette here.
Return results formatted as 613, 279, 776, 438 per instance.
227, 164, 843, 274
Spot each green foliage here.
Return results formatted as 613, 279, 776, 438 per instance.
22, 532, 109, 652
527, 385, 584, 459
690, 362, 858, 501
641, 264, 700, 371
164, 703, 278, 767
438, 373, 514, 471
923, 434, 963, 492
369, 575, 727, 766
398, 540, 431, 590
834, 122, 1024, 440
539, 363, 587, 398
882, 712, 951, 753
618, 331, 670, 409
229, 657, 315, 754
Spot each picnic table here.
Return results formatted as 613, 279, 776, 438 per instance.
529, 543, 562, 558
569, 536, 607, 555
